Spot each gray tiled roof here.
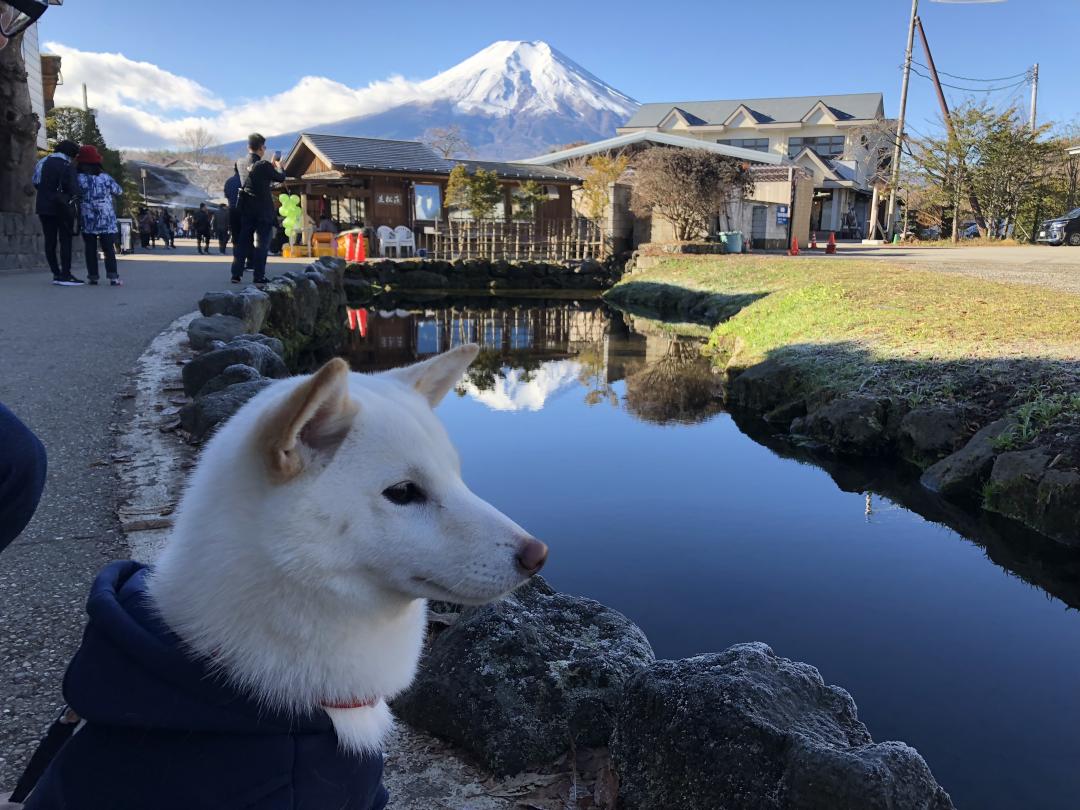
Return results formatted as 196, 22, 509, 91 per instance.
623, 93, 884, 129
296, 134, 578, 182
301, 133, 453, 173
459, 160, 580, 182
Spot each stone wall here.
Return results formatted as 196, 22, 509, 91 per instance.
0, 212, 86, 276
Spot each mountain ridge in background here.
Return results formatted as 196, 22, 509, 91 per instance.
233, 41, 639, 161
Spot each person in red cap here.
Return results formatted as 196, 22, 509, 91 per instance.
75, 145, 124, 286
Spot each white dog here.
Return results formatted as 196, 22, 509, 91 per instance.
23, 345, 547, 810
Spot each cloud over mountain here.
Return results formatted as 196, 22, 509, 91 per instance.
45, 40, 637, 158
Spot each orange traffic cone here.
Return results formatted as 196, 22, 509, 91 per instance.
810, 231, 818, 250
825, 232, 837, 254
789, 236, 800, 256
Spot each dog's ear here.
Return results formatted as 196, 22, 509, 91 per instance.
259, 358, 358, 483
389, 343, 479, 407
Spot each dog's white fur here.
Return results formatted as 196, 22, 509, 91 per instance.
149, 345, 541, 754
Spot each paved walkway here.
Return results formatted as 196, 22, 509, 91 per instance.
0, 241, 280, 787
829, 243, 1080, 295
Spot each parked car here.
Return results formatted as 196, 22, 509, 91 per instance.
1037, 208, 1080, 246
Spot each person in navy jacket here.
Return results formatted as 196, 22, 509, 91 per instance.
24, 561, 390, 810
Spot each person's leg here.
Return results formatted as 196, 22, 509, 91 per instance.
251, 220, 272, 283
58, 215, 74, 276
102, 234, 118, 280
231, 217, 254, 281
38, 215, 60, 278
0, 402, 48, 553
82, 233, 100, 281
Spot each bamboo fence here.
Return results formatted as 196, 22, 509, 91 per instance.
433, 218, 607, 262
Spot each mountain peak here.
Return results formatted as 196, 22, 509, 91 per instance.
419, 40, 637, 119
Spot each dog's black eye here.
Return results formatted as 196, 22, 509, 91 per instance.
382, 481, 426, 506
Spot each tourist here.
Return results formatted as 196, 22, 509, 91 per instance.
231, 133, 286, 285
317, 214, 339, 234
137, 208, 153, 249
213, 203, 230, 253
183, 213, 194, 240
159, 211, 176, 248
0, 403, 47, 554
32, 139, 83, 286
193, 203, 212, 254
75, 145, 124, 286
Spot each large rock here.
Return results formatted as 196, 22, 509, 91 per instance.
179, 379, 273, 440
198, 287, 271, 332
394, 577, 655, 776
791, 396, 891, 456
187, 314, 248, 351
985, 449, 1080, 545
196, 363, 264, 397
920, 418, 1010, 499
726, 358, 806, 413
612, 643, 954, 810
224, 333, 286, 360
181, 340, 288, 397
898, 406, 968, 466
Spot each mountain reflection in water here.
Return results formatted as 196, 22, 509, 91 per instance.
345, 299, 720, 423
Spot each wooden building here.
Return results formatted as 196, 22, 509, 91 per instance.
281, 133, 579, 251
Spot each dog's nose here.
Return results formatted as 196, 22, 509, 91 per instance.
515, 538, 548, 576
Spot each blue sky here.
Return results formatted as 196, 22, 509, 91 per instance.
37, 0, 1076, 148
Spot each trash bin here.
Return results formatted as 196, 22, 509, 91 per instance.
720, 231, 743, 254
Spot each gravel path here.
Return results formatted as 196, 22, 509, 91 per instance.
0, 245, 249, 788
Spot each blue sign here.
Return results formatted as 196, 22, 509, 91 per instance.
776, 204, 789, 225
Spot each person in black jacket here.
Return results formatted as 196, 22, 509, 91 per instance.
193, 203, 213, 254
32, 139, 83, 285
213, 203, 231, 254
231, 133, 286, 285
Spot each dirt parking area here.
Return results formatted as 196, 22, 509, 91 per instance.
830, 244, 1080, 295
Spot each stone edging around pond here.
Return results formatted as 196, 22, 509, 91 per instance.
343, 255, 625, 298
166, 263, 954, 808
605, 283, 1080, 547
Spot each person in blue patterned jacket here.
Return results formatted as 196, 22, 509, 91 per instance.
75, 145, 124, 287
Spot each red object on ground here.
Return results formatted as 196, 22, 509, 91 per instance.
343, 231, 366, 262
810, 231, 818, 250
826, 232, 837, 254
789, 237, 800, 256
346, 308, 368, 336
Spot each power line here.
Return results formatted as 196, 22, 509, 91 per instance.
911, 60, 1029, 84
909, 66, 1029, 94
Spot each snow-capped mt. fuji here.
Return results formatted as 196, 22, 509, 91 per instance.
417, 40, 637, 120
262, 41, 638, 160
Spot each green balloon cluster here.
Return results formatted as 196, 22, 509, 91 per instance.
278, 194, 302, 240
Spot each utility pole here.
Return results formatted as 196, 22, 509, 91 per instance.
886, 0, 918, 243
1029, 63, 1039, 135
82, 82, 88, 111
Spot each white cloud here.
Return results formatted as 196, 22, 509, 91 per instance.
44, 42, 428, 149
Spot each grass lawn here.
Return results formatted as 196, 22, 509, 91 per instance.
607, 256, 1080, 450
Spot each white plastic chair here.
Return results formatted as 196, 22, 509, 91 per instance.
377, 226, 397, 257
393, 225, 416, 257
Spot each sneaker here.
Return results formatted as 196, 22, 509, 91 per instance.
87, 278, 99, 285
54, 275, 85, 286
109, 278, 123, 287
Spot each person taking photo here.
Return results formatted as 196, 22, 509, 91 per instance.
231, 133, 286, 285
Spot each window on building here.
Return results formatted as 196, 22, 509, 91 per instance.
717, 138, 770, 152
788, 135, 846, 158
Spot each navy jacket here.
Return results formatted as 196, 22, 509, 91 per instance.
26, 561, 389, 810
0, 402, 47, 553
238, 153, 287, 223
33, 154, 78, 219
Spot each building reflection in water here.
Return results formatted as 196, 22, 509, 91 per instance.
344, 301, 722, 424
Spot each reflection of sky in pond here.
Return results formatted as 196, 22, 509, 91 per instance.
460, 360, 583, 412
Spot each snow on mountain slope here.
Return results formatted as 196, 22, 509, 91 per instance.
417, 40, 637, 119
254, 41, 638, 160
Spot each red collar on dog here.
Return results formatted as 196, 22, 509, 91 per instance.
322, 697, 379, 710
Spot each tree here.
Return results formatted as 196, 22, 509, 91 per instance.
445, 164, 470, 212
580, 154, 629, 223
630, 148, 754, 241
0, 32, 40, 214
465, 169, 501, 220
175, 126, 231, 196
512, 179, 549, 221
422, 125, 471, 159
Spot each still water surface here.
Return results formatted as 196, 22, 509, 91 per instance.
344, 297, 1080, 810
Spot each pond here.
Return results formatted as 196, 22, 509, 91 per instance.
343, 296, 1080, 810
